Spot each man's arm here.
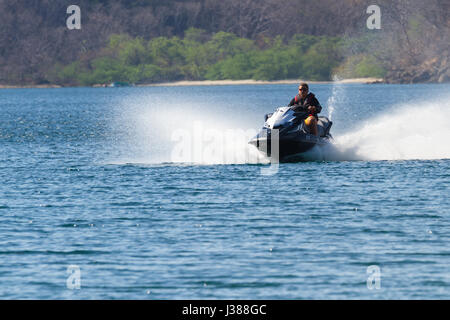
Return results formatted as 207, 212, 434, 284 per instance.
311, 97, 322, 114
315, 104, 322, 114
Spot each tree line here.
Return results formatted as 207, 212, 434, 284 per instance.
51, 30, 385, 85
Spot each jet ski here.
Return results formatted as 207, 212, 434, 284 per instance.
248, 106, 333, 162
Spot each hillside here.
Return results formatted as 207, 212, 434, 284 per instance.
0, 0, 448, 85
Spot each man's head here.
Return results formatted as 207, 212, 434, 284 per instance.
298, 83, 309, 98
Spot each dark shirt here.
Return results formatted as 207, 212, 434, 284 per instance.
288, 92, 322, 116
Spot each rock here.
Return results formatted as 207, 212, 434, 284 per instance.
411, 70, 431, 83
438, 71, 450, 83
385, 53, 449, 83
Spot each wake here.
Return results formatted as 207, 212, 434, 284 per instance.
329, 100, 450, 161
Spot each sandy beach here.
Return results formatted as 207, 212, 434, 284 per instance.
0, 78, 383, 89
140, 78, 384, 87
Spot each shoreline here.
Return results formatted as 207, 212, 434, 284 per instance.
139, 78, 384, 87
0, 78, 383, 89
0, 84, 64, 89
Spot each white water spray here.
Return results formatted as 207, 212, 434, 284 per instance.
327, 76, 346, 121
111, 97, 267, 165
331, 99, 450, 161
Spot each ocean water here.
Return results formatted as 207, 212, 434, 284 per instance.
0, 83, 449, 299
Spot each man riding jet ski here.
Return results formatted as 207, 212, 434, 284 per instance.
248, 83, 333, 161
288, 83, 321, 135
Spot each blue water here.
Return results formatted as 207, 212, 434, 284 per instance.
0, 83, 449, 299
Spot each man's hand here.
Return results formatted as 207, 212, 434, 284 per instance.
308, 106, 317, 114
